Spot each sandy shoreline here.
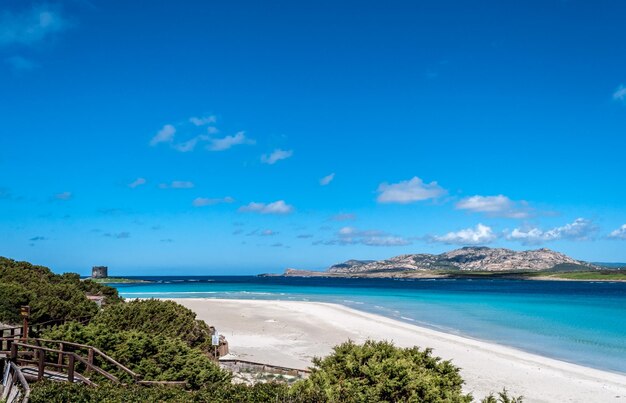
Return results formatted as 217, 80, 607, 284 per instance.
170, 298, 626, 402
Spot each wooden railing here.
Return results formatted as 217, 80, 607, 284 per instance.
1, 338, 187, 388
1, 361, 30, 403
0, 316, 92, 341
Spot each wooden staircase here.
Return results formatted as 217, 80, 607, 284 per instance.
1, 335, 187, 403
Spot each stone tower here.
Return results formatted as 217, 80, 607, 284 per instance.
92, 266, 108, 279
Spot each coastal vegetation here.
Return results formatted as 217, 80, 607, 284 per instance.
533, 270, 626, 281
0, 257, 121, 324
291, 340, 473, 402
29, 341, 521, 402
41, 299, 226, 387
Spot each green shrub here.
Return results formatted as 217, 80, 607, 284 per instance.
90, 299, 212, 350
29, 382, 193, 403
291, 340, 473, 403
0, 257, 121, 324
42, 322, 230, 388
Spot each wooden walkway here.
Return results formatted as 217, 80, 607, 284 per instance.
1, 335, 187, 402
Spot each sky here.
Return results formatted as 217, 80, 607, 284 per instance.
1, 0, 625, 275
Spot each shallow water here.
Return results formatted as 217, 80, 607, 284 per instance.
110, 276, 626, 373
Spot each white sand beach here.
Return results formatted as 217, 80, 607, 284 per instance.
170, 298, 626, 403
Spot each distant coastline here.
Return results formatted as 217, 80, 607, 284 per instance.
276, 269, 626, 282
278, 246, 626, 282
85, 277, 153, 284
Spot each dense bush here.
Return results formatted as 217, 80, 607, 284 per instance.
291, 340, 473, 403
29, 339, 521, 402
90, 299, 213, 350
0, 257, 121, 325
29, 382, 192, 403
42, 322, 230, 388
29, 381, 301, 403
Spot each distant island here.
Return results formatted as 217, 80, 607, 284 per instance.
281, 247, 626, 281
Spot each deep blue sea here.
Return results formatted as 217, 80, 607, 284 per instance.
110, 276, 626, 374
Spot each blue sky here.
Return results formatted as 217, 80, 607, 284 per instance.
1, 0, 625, 275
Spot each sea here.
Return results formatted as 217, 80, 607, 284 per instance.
109, 276, 626, 374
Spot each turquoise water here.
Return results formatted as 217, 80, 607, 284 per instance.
111, 276, 626, 373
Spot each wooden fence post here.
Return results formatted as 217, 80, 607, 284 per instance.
10, 343, 17, 361
58, 343, 64, 367
67, 354, 75, 383
37, 350, 45, 380
86, 348, 94, 373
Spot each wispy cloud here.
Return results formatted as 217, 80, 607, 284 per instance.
320, 173, 335, 186
208, 131, 254, 151
331, 213, 356, 221
377, 176, 446, 204
189, 115, 216, 126
54, 191, 72, 200
104, 232, 130, 239
261, 149, 293, 165
320, 226, 410, 247
192, 196, 234, 207
608, 224, 626, 240
97, 208, 127, 216
432, 224, 496, 245
128, 178, 146, 188
507, 218, 596, 244
0, 188, 13, 200
297, 234, 314, 239
613, 86, 626, 101
0, 5, 67, 46
159, 181, 194, 189
5, 55, 37, 71
239, 200, 294, 214
246, 229, 278, 237
173, 135, 208, 152
456, 195, 530, 219
150, 124, 176, 146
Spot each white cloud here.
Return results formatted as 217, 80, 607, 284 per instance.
172, 135, 208, 152
208, 131, 254, 151
128, 178, 146, 188
320, 173, 335, 186
54, 191, 72, 200
507, 218, 595, 244
456, 195, 530, 218
261, 149, 293, 165
432, 224, 496, 245
150, 124, 176, 146
324, 226, 410, 247
239, 200, 294, 214
159, 181, 194, 189
0, 5, 66, 46
189, 115, 216, 126
613, 86, 626, 101
609, 224, 626, 240
377, 176, 446, 204
193, 197, 234, 207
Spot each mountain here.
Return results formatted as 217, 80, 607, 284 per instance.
284, 247, 600, 278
